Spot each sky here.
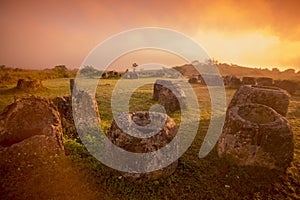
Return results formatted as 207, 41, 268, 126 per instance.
1, 0, 300, 71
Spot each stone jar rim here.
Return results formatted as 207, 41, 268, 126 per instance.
228, 103, 284, 127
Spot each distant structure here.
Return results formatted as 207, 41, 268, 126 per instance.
274, 80, 299, 95
101, 70, 120, 79
242, 77, 256, 85
257, 77, 273, 86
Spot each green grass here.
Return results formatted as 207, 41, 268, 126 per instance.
0, 78, 299, 199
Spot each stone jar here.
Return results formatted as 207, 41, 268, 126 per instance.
229, 85, 290, 116
218, 103, 294, 170
106, 111, 179, 180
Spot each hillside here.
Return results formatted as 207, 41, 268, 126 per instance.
173, 63, 300, 81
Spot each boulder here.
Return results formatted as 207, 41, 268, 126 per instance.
72, 89, 101, 131
257, 77, 273, 86
0, 96, 64, 172
106, 111, 178, 180
222, 75, 232, 86
223, 75, 242, 88
16, 79, 44, 90
153, 80, 186, 113
218, 103, 294, 170
70, 79, 76, 95
242, 77, 256, 85
153, 80, 170, 101
53, 96, 77, 139
274, 80, 298, 95
228, 76, 242, 89
229, 85, 290, 116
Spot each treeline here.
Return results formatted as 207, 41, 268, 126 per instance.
0, 65, 124, 86
0, 65, 78, 85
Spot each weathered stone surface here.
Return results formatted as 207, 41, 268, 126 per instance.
223, 75, 242, 88
153, 80, 186, 113
218, 103, 294, 170
58, 79, 101, 141
274, 80, 299, 95
229, 85, 290, 116
257, 77, 273, 86
70, 79, 75, 95
16, 79, 43, 90
222, 75, 232, 86
106, 111, 178, 180
188, 77, 198, 84
153, 80, 169, 101
0, 96, 63, 149
72, 89, 101, 131
242, 77, 256, 85
0, 96, 64, 171
228, 76, 242, 89
53, 96, 77, 139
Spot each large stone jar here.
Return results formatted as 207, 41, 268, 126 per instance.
218, 103, 294, 170
229, 85, 290, 116
106, 111, 178, 180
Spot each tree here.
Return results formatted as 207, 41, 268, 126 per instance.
132, 63, 138, 73
272, 68, 280, 73
79, 66, 101, 77
132, 63, 138, 68
53, 65, 69, 78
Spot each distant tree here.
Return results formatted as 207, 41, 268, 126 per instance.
53, 65, 69, 78
54, 65, 68, 71
132, 63, 138, 68
282, 68, 295, 74
79, 66, 101, 77
132, 63, 138, 73
272, 68, 280, 73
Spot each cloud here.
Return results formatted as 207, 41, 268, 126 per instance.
0, 0, 300, 69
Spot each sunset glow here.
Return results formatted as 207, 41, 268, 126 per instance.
1, 0, 300, 70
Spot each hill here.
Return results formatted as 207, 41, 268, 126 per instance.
173, 63, 300, 81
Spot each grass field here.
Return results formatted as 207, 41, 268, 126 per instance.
0, 78, 299, 199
